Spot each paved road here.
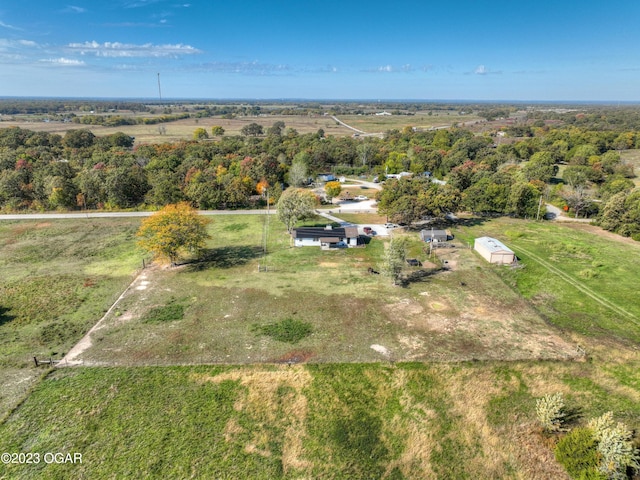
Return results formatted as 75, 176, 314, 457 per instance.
0, 210, 273, 220
331, 116, 384, 138
545, 204, 592, 223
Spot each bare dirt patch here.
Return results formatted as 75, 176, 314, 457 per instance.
273, 349, 316, 364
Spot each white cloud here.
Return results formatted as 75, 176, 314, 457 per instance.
473, 64, 501, 75
197, 60, 291, 75
123, 0, 167, 8
63, 6, 87, 13
378, 65, 393, 72
475, 64, 487, 75
0, 20, 22, 31
66, 41, 202, 57
40, 57, 86, 66
0, 39, 37, 49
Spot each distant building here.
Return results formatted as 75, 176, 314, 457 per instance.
420, 229, 448, 243
317, 173, 336, 182
386, 172, 413, 179
474, 237, 515, 264
375, 111, 392, 116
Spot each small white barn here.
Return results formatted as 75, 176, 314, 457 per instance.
474, 236, 515, 264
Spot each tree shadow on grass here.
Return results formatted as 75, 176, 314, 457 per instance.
399, 267, 448, 287
186, 245, 263, 271
0, 306, 16, 327
563, 404, 584, 428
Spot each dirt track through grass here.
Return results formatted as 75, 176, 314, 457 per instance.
516, 245, 640, 326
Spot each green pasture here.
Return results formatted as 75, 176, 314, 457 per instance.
1, 214, 640, 478
1, 358, 639, 479
619, 149, 640, 186
70, 214, 578, 367
0, 218, 143, 418
337, 111, 481, 133
454, 217, 640, 344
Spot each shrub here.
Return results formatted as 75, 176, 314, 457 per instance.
251, 318, 313, 344
536, 393, 566, 432
555, 427, 605, 480
588, 412, 640, 480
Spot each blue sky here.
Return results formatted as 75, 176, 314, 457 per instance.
1, 1, 639, 101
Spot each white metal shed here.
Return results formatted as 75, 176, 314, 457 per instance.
474, 236, 515, 264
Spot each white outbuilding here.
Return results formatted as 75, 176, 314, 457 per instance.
474, 236, 515, 264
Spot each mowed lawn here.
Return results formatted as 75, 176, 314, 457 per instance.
72, 214, 579, 366
1, 358, 639, 479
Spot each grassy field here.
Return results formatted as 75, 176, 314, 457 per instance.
1, 115, 353, 145
1, 110, 481, 144
1, 215, 640, 479
336, 112, 482, 134
1, 357, 639, 479
66, 214, 579, 367
454, 217, 640, 344
0, 218, 143, 418
619, 149, 640, 186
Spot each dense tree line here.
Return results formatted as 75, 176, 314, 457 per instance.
0, 107, 638, 238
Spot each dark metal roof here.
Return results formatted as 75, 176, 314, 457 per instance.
293, 227, 358, 239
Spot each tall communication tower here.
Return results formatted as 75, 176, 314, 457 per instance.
157, 73, 162, 100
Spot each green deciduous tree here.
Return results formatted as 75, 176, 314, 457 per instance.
211, 126, 225, 136
193, 127, 209, 140
241, 122, 264, 137
136, 202, 211, 265
509, 181, 543, 218
521, 151, 558, 183
287, 159, 308, 187
276, 187, 317, 233
380, 236, 408, 285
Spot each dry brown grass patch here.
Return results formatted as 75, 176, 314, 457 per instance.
382, 369, 437, 478
192, 367, 312, 471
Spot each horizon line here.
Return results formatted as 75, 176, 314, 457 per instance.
1, 96, 639, 105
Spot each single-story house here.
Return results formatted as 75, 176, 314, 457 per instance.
420, 229, 448, 243
292, 225, 360, 248
474, 236, 515, 264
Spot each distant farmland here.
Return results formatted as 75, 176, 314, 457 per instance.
0, 110, 482, 144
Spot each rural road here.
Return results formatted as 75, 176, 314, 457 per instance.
0, 210, 272, 220
545, 204, 593, 223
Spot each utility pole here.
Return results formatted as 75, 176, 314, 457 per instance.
536, 195, 543, 221
157, 73, 162, 100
